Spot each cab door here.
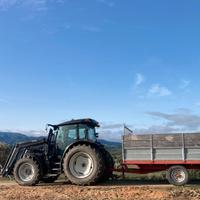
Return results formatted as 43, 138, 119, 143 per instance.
56, 125, 78, 156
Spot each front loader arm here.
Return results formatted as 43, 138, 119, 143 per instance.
0, 145, 22, 176
0, 139, 46, 177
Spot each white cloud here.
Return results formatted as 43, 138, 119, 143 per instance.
99, 129, 122, 142
135, 73, 145, 87
148, 84, 172, 97
180, 79, 190, 89
98, 122, 125, 141
0, 0, 63, 11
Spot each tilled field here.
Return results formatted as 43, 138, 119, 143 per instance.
0, 180, 200, 200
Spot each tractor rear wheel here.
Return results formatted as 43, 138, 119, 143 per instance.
63, 144, 105, 185
99, 148, 114, 182
13, 157, 40, 186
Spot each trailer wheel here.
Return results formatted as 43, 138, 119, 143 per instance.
166, 165, 189, 186
13, 157, 40, 186
63, 144, 105, 185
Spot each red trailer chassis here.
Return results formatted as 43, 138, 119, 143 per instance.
113, 160, 200, 175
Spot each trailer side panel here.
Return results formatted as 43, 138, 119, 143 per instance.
123, 133, 200, 163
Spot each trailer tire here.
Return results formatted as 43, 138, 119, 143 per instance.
166, 165, 189, 186
13, 157, 41, 186
63, 144, 105, 185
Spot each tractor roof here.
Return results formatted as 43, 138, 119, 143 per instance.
55, 118, 100, 127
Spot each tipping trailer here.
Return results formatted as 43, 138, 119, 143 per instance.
120, 127, 200, 186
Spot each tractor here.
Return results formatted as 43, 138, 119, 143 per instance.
0, 119, 114, 186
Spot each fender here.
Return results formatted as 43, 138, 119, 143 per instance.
60, 140, 102, 170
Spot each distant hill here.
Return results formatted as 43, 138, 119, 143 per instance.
98, 139, 121, 148
0, 132, 42, 145
0, 132, 121, 148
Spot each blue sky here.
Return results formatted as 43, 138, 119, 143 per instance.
1, 0, 200, 140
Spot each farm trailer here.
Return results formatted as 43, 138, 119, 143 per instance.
1, 118, 200, 186
120, 127, 200, 186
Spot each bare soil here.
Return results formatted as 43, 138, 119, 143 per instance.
0, 179, 200, 200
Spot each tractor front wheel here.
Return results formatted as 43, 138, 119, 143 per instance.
13, 157, 40, 186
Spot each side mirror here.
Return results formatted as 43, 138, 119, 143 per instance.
45, 124, 48, 132
95, 133, 99, 138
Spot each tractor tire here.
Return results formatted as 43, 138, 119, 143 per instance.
63, 144, 105, 185
166, 165, 189, 186
13, 157, 41, 186
99, 148, 114, 182
42, 175, 59, 183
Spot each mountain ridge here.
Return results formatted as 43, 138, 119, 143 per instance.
0, 131, 121, 147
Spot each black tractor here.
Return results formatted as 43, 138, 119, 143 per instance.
0, 119, 114, 186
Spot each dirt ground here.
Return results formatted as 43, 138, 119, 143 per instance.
0, 179, 200, 200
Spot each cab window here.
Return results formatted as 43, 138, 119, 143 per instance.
78, 124, 96, 141
88, 127, 96, 141
78, 124, 87, 139
56, 125, 77, 152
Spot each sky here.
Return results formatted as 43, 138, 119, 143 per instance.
1, 0, 200, 141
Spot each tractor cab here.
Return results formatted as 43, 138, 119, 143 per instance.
47, 119, 100, 156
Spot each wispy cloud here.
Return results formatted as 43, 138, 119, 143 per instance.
99, 109, 200, 139
147, 110, 200, 130
0, 0, 63, 11
135, 73, 145, 87
195, 102, 200, 107
100, 122, 123, 130
135, 125, 179, 134
82, 25, 102, 33
148, 84, 172, 97
180, 79, 190, 89
0, 128, 46, 136
63, 23, 71, 30
96, 0, 115, 7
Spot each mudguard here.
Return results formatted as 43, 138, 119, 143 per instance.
61, 140, 102, 170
